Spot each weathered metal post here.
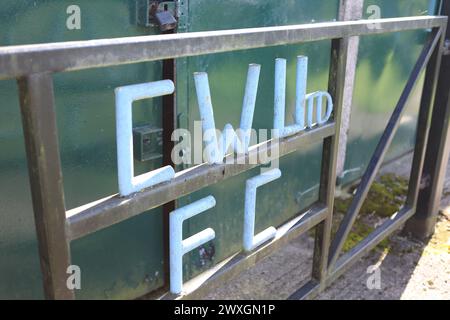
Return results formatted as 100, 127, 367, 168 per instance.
17, 73, 75, 299
404, 1, 450, 240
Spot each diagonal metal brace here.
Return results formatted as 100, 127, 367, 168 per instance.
327, 27, 443, 269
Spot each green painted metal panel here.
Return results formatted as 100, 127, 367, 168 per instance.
340, 0, 437, 185
0, 0, 166, 299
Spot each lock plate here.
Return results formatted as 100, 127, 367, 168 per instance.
133, 125, 164, 162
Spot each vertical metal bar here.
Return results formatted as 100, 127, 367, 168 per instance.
290, 36, 350, 300
311, 36, 349, 286
405, 4, 450, 239
283, 1, 356, 300
162, 26, 177, 289
406, 27, 446, 209
17, 73, 74, 300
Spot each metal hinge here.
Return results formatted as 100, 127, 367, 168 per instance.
443, 39, 450, 56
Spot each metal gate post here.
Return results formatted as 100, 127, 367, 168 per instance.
17, 73, 74, 300
289, 35, 350, 301
311, 0, 360, 295
313, 36, 349, 288
404, 2, 450, 240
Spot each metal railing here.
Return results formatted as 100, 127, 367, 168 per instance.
0, 14, 448, 299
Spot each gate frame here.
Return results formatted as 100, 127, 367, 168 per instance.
0, 14, 448, 300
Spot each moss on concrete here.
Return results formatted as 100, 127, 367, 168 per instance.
335, 173, 408, 218
339, 220, 391, 253
330, 173, 408, 253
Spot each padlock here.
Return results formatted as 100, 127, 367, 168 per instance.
154, 10, 177, 32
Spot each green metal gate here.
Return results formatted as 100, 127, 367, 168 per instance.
0, 0, 447, 300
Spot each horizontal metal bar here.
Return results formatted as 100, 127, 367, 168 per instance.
155, 203, 328, 300
66, 122, 335, 240
288, 206, 414, 300
328, 206, 414, 285
288, 280, 321, 300
327, 27, 442, 268
0, 16, 446, 80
